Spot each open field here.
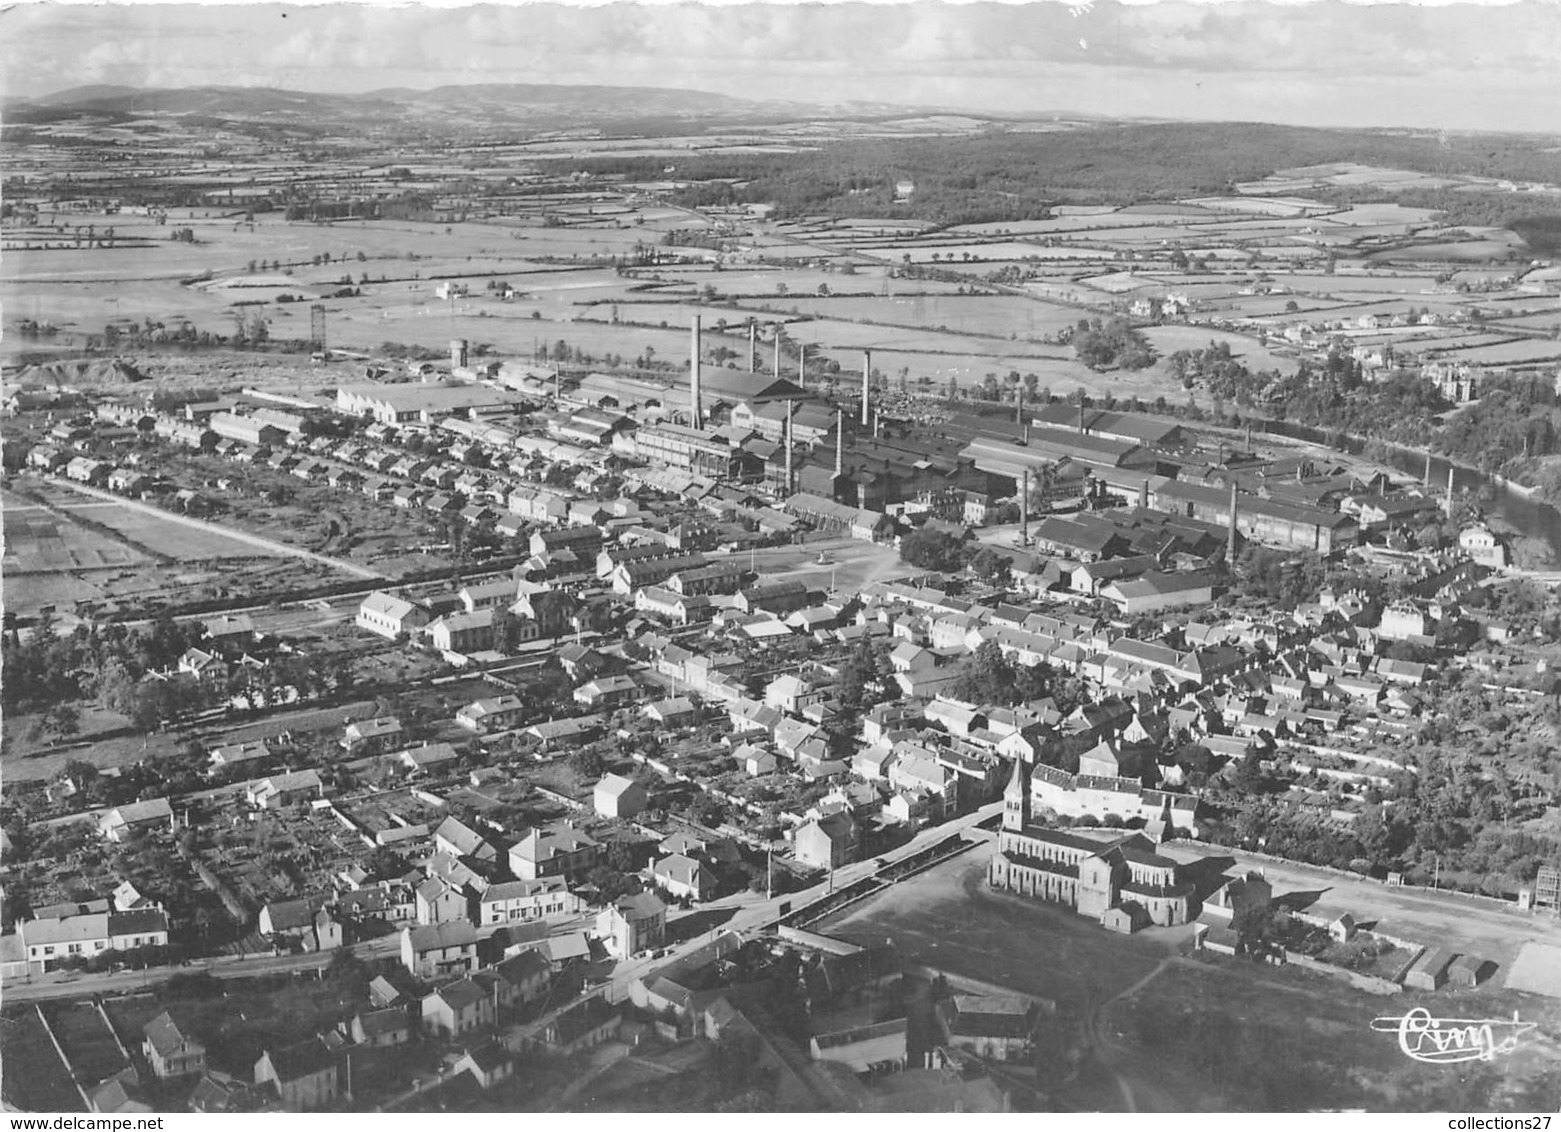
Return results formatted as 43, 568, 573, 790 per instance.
812, 845, 1561, 1112
0, 1008, 84, 1112
1438, 338, 1561, 365
1106, 954, 1561, 1111
45, 1001, 130, 1087
1144, 325, 1302, 374
741, 293, 1084, 338
1160, 841, 1561, 982
746, 534, 904, 595
1507, 943, 1561, 998
815, 850, 1185, 1016
2, 496, 150, 572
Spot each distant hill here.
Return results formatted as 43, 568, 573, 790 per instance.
4, 81, 926, 131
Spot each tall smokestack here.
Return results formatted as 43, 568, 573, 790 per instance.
1077, 401, 1085, 434
1017, 384, 1024, 426
1424, 452, 1432, 489
749, 323, 757, 373
1021, 468, 1030, 545
690, 315, 703, 430
1446, 467, 1455, 515
1140, 479, 1149, 510
785, 399, 795, 495
1228, 480, 1239, 565
874, 411, 881, 439
861, 350, 872, 427
774, 333, 781, 380
1246, 423, 1253, 454
834, 409, 844, 477
798, 343, 806, 386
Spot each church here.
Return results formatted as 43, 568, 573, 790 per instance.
988, 760, 1197, 931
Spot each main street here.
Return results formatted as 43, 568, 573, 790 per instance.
1, 802, 1003, 1009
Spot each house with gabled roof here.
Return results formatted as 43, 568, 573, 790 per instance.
246, 769, 323, 810
351, 1007, 412, 1048
355, 592, 428, 640
434, 815, 497, 864
598, 891, 667, 958
98, 797, 174, 842
648, 853, 718, 902
400, 922, 479, 978
341, 715, 404, 754
143, 1011, 206, 1078
594, 773, 649, 819
253, 1040, 337, 1111
509, 820, 600, 882
422, 978, 495, 1038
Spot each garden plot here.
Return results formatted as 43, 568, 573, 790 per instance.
2, 500, 149, 572
0, 1009, 83, 1112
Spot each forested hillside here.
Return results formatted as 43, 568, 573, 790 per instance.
575, 123, 1561, 225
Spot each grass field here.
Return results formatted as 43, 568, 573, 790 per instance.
1106, 956, 1561, 1111
62, 498, 281, 560
1439, 338, 1561, 365
1144, 325, 1302, 374
45, 1001, 130, 1087
0, 1009, 84, 1112
748, 293, 1084, 338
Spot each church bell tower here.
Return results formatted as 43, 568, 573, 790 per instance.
1003, 758, 1029, 832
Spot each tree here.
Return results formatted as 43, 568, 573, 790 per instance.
969, 546, 1012, 586
899, 528, 965, 572
44, 703, 80, 745
569, 747, 605, 782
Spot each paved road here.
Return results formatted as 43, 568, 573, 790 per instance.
604, 800, 1005, 1002
0, 934, 403, 1004
45, 477, 386, 580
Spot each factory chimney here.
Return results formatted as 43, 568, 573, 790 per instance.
1228, 480, 1239, 566
1077, 400, 1085, 434
798, 343, 806, 385
1139, 480, 1149, 510
785, 399, 795, 495
1424, 452, 1432, 489
690, 316, 703, 430
1016, 385, 1024, 427
1446, 467, 1455, 515
834, 409, 844, 477
1021, 469, 1030, 545
861, 350, 872, 427
1246, 423, 1253, 454
774, 333, 781, 380
749, 322, 757, 373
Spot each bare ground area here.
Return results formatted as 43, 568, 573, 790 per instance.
810, 848, 1561, 1112
1160, 841, 1561, 982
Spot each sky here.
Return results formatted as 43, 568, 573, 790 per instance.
2, 0, 1559, 132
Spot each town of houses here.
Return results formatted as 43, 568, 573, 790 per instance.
3, 319, 1550, 1114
